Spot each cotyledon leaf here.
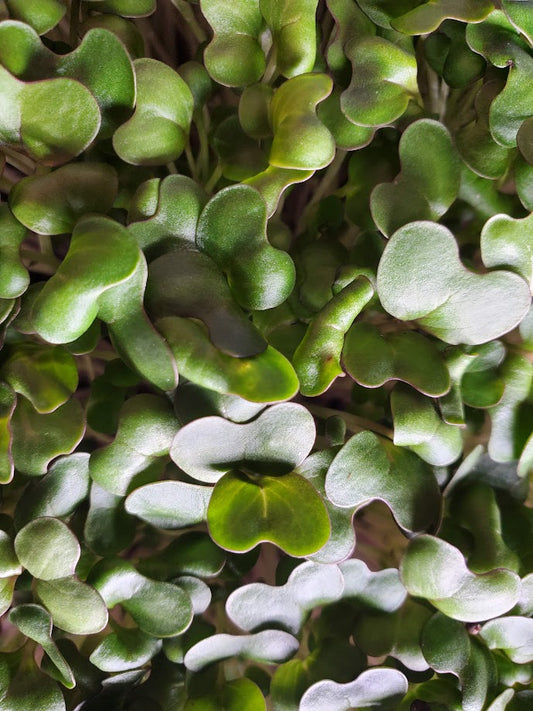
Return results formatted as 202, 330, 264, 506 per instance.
260, 0, 318, 78
5, 0, 66, 34
400, 534, 521, 622
201, 0, 265, 87
269, 73, 335, 170
325, 431, 441, 533
343, 322, 450, 396
125, 481, 212, 529
480, 617, 533, 664
113, 58, 193, 165
392, 0, 494, 35
184, 630, 299, 672
196, 185, 296, 311
9, 163, 119, 235
14, 518, 80, 581
0, 383, 16, 484
89, 624, 162, 673
0, 205, 28, 299
244, 166, 315, 218
89, 394, 179, 496
35, 575, 108, 635
370, 118, 461, 237
293, 276, 374, 397
170, 403, 315, 483
30, 215, 141, 344
146, 249, 267, 357
157, 316, 300, 403
226, 561, 344, 634
481, 211, 533, 292
376, 221, 531, 345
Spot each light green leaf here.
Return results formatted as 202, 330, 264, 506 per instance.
125, 481, 212, 529
35, 575, 108, 634
377, 221, 531, 345
184, 678, 266, 711
170, 403, 315, 483
84, 482, 136, 556
481, 211, 533, 292
260, 0, 317, 78
89, 624, 162, 672
481, 617, 533, 664
14, 518, 80, 581
0, 531, 20, 578
244, 166, 314, 218
5, 0, 66, 34
207, 470, 330, 555
0, 383, 16, 484
392, 0, 494, 34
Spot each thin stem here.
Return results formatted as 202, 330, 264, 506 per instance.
166, 162, 178, 174
305, 403, 394, 440
262, 48, 279, 84
196, 108, 211, 182
204, 162, 222, 193
185, 142, 199, 181
173, 0, 207, 43
91, 349, 119, 361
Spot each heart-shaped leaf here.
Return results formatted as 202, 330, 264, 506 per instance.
14, 453, 90, 528
293, 276, 374, 396
170, 403, 315, 483
270, 74, 335, 170
370, 119, 460, 236
341, 36, 418, 127
125, 481, 212, 529
89, 557, 193, 637
391, 384, 463, 466
146, 249, 267, 357
9, 163, 118, 235
245, 166, 314, 218
11, 396, 85, 476
481, 211, 533, 292
317, 89, 375, 151
480, 617, 533, 664
207, 470, 330, 555
113, 58, 193, 165
14, 518, 80, 581
400, 534, 521, 621
31, 215, 141, 344
325, 430, 441, 533
325, 0, 375, 77
299, 668, 408, 711
226, 561, 344, 634
2, 343, 78, 413
89, 624, 162, 672
90, 394, 179, 495
35, 575, 108, 634
157, 316, 299, 402
201, 0, 265, 87
341, 558, 407, 611
343, 322, 450, 396
9, 605, 75, 688
260, 0, 317, 78
376, 221, 531, 345
128, 175, 206, 260
184, 630, 299, 672
196, 185, 296, 311
0, 205, 28, 299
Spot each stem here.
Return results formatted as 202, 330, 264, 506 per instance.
20, 249, 60, 269
196, 107, 211, 182
305, 403, 394, 440
2, 147, 35, 175
185, 141, 199, 181
204, 162, 222, 193
166, 162, 178, 174
262, 48, 279, 84
173, 0, 207, 43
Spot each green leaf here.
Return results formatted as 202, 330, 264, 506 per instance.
392, 0, 494, 34
184, 678, 265, 711
270, 74, 335, 170
2, 344, 78, 413
128, 175, 206, 260
0, 383, 16, 484
125, 481, 212, 529
31, 215, 141, 344
391, 385, 463, 466
400, 535, 521, 621
196, 185, 296, 311
201, 0, 265, 87
89, 394, 179, 496
0, 66, 100, 166
84, 482, 136, 556
0, 664, 66, 711
89, 557, 193, 637
5, 0, 66, 34
481, 617, 533, 664
325, 0, 375, 77
89, 0, 156, 18
13, 453, 90, 528
370, 119, 460, 236
376, 221, 531, 345
213, 113, 269, 181
341, 36, 418, 127
299, 668, 408, 711
260, 0, 317, 78
0, 205, 28, 299
89, 624, 162, 672
170, 403, 315, 483
293, 276, 374, 396
157, 316, 299, 403
502, 0, 533, 45
138, 531, 225, 580
113, 58, 193, 165
481, 211, 533, 291
14, 518, 80, 581
11, 396, 85, 476
9, 605, 75, 688
9, 163, 118, 235
207, 470, 330, 555
244, 166, 314, 218
226, 561, 344, 634
325, 431, 441, 533
424, 20, 486, 89
35, 575, 108, 634
146, 250, 267, 357
184, 630, 299, 672
343, 322, 450, 397
317, 89, 375, 151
